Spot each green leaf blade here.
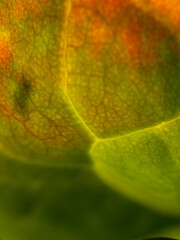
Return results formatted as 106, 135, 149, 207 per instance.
90, 117, 180, 215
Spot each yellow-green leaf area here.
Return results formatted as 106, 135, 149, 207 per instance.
90, 117, 180, 215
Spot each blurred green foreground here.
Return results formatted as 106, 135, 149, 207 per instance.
0, 153, 180, 240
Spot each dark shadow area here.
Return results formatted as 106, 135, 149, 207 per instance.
0, 153, 179, 240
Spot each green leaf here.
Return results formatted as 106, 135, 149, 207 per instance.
0, 153, 179, 240
155, 224, 180, 239
91, 117, 180, 215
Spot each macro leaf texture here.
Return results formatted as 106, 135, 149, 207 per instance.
0, 0, 180, 240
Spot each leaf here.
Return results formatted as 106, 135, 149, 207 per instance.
90, 117, 180, 215
144, 238, 178, 240
66, 0, 180, 138
156, 224, 180, 240
0, 0, 94, 163
66, 0, 180, 215
133, 0, 180, 32
0, 0, 180, 240
0, 153, 179, 240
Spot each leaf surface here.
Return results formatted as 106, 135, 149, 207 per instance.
0, 1, 180, 239
91, 117, 180, 215
0, 153, 179, 240
66, 0, 180, 138
66, 0, 180, 215
0, 0, 94, 163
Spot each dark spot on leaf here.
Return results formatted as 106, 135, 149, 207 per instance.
14, 75, 32, 113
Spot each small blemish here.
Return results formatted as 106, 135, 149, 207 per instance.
14, 75, 32, 113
